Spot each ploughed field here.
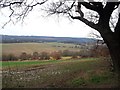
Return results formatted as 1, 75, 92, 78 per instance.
2, 58, 119, 88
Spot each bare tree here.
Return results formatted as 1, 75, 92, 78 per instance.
45, 0, 120, 73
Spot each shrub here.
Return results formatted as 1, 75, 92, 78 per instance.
2, 54, 8, 61
40, 52, 50, 60
2, 54, 18, 61
32, 52, 39, 60
78, 50, 93, 58
62, 50, 77, 57
90, 45, 110, 57
51, 51, 61, 60
20, 52, 28, 60
62, 50, 71, 56
72, 54, 78, 59
27, 54, 32, 60
71, 52, 79, 59
9, 54, 18, 61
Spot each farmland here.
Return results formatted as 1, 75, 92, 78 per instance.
2, 58, 119, 88
1, 42, 83, 56
1, 42, 119, 88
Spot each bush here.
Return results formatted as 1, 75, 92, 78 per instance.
78, 50, 93, 58
62, 50, 79, 57
71, 54, 78, 59
2, 54, 18, 61
51, 51, 61, 60
32, 52, 39, 60
20, 52, 28, 60
27, 54, 32, 60
62, 50, 72, 56
90, 45, 110, 57
71, 52, 79, 59
2, 54, 8, 61
40, 52, 50, 60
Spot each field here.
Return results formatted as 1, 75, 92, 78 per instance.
1, 42, 82, 56
1, 42, 119, 88
2, 58, 119, 88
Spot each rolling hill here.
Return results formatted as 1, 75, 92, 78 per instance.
1, 35, 96, 44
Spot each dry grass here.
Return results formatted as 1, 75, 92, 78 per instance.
2, 42, 80, 56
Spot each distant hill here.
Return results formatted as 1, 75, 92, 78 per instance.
0, 35, 97, 44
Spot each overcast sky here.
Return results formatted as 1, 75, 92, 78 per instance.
0, 4, 98, 38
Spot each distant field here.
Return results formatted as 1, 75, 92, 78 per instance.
1, 42, 81, 56
2, 58, 119, 88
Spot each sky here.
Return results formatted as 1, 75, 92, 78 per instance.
0, 3, 98, 38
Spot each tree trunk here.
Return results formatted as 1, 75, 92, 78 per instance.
101, 32, 120, 86
107, 42, 120, 73
98, 16, 120, 73
101, 32, 120, 73
107, 42, 120, 87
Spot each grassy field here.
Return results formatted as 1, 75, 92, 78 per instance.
1, 42, 81, 56
2, 58, 119, 88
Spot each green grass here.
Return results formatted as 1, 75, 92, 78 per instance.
89, 74, 109, 84
71, 77, 86, 87
2, 58, 98, 69
2, 58, 119, 88
2, 60, 58, 67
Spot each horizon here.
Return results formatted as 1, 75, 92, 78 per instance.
1, 34, 95, 39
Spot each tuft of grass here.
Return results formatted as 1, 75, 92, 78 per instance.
71, 77, 86, 87
89, 75, 108, 84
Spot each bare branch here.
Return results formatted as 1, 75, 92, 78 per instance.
69, 14, 99, 30
0, 0, 48, 27
0, 1, 23, 8
45, 0, 76, 16
80, 2, 102, 13
89, 31, 102, 39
